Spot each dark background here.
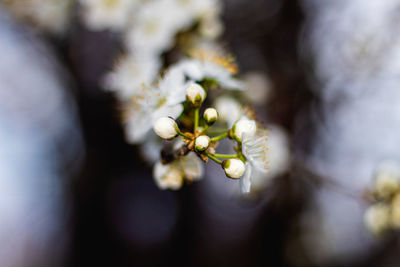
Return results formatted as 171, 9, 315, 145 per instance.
6, 0, 399, 266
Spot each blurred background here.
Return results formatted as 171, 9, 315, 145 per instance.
1, 0, 400, 266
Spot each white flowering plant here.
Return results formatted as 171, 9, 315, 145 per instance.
149, 78, 269, 192
74, 0, 271, 193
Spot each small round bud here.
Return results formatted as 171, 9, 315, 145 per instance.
232, 117, 257, 142
203, 108, 218, 125
186, 83, 206, 106
195, 135, 210, 152
153, 117, 178, 139
364, 203, 391, 235
222, 159, 245, 179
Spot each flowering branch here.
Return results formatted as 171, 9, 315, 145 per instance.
100, 0, 269, 192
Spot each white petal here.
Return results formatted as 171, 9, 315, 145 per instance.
240, 163, 252, 193
140, 132, 163, 164
104, 55, 160, 99
219, 78, 245, 91
179, 153, 204, 181
125, 111, 153, 144
152, 104, 183, 122
153, 161, 183, 190
159, 66, 187, 105
153, 161, 169, 186
179, 60, 204, 81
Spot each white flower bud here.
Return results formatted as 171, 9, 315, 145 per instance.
364, 203, 391, 235
153, 162, 184, 190
222, 159, 245, 179
232, 117, 257, 142
195, 135, 210, 152
203, 108, 218, 125
153, 117, 178, 139
374, 160, 400, 199
391, 193, 400, 229
186, 83, 206, 106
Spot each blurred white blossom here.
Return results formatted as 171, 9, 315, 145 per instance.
153, 153, 204, 190
243, 71, 272, 105
80, 0, 139, 31
104, 54, 160, 100
123, 66, 188, 143
214, 96, 243, 127
177, 49, 244, 90
3, 0, 74, 34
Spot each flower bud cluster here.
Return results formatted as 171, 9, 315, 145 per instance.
149, 80, 259, 190
364, 160, 400, 235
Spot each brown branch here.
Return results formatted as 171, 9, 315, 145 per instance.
161, 145, 190, 164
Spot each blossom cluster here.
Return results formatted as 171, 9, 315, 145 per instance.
364, 160, 400, 235
81, 0, 224, 101
78, 0, 281, 193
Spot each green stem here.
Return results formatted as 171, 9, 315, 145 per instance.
198, 125, 209, 135
206, 127, 229, 133
175, 124, 192, 139
194, 108, 199, 132
178, 131, 192, 139
210, 132, 229, 142
212, 153, 238, 159
206, 153, 222, 164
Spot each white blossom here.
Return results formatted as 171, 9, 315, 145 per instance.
374, 160, 400, 199
179, 153, 204, 182
104, 55, 160, 99
125, 0, 177, 56
364, 203, 391, 235
240, 128, 269, 193
175, 49, 244, 90
124, 66, 189, 143
80, 0, 138, 31
3, 0, 73, 34
125, 0, 218, 56
245, 125, 290, 193
153, 153, 204, 190
153, 162, 184, 190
